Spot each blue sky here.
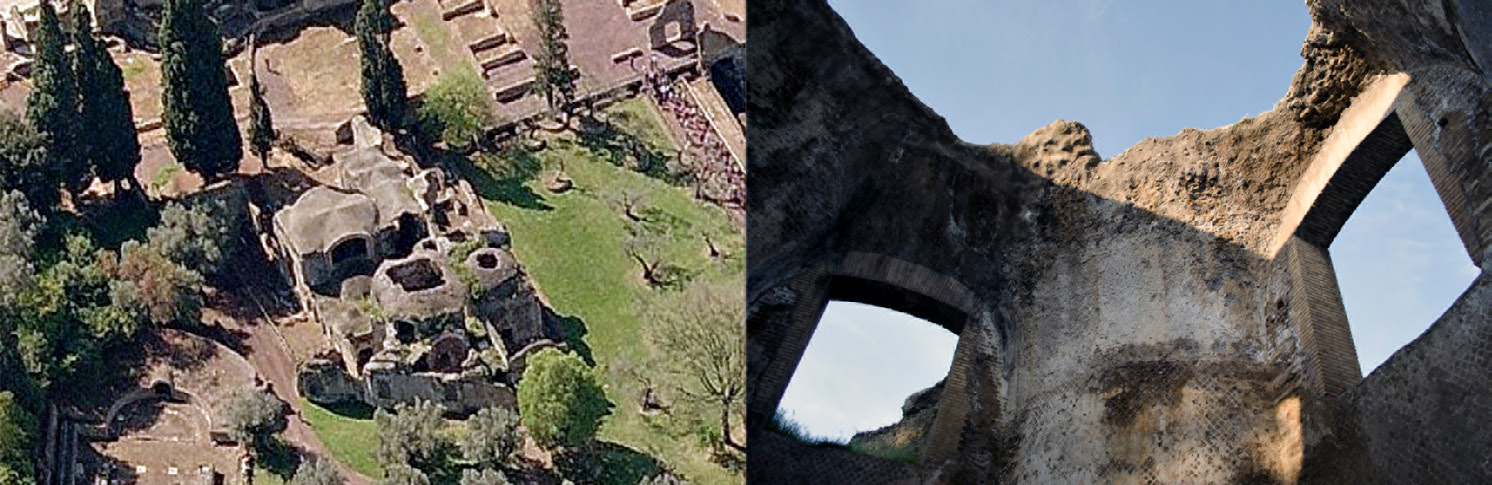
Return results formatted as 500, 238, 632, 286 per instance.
778, 0, 1479, 442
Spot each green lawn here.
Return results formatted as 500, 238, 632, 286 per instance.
606, 97, 677, 152
150, 162, 181, 192
299, 399, 383, 479
478, 102, 744, 483
299, 97, 742, 484
253, 469, 287, 485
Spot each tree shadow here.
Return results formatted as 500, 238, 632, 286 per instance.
315, 399, 375, 420
189, 319, 254, 356
576, 116, 688, 186
449, 151, 552, 211
710, 446, 745, 474
547, 309, 594, 367
58, 192, 162, 251
258, 436, 308, 481
243, 166, 320, 217
554, 441, 663, 485
249, 4, 358, 43
139, 329, 220, 374
81, 445, 141, 484
108, 397, 169, 437
55, 334, 151, 413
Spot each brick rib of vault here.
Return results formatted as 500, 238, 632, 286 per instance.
1284, 236, 1362, 399
1394, 82, 1488, 268
747, 265, 832, 431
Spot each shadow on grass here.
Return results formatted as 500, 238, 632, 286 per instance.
316, 399, 376, 420
577, 116, 688, 186
258, 437, 307, 481
555, 441, 663, 485
42, 193, 161, 254
549, 309, 595, 367
451, 151, 551, 211
82, 194, 160, 249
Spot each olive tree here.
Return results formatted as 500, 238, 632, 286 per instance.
459, 406, 518, 466
222, 388, 287, 449
644, 280, 745, 451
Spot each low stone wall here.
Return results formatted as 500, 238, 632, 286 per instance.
366, 367, 514, 416
748, 431, 935, 485
298, 358, 367, 406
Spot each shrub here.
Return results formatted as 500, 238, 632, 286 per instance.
223, 388, 287, 448
517, 349, 610, 448
288, 457, 343, 485
459, 406, 518, 466
418, 68, 490, 149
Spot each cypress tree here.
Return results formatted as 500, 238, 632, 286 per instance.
530, 0, 574, 117
247, 63, 274, 164
159, 0, 242, 183
25, 0, 83, 194
71, 0, 141, 194
356, 0, 407, 131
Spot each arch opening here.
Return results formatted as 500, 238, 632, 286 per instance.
1329, 149, 1479, 375
774, 299, 960, 464
330, 236, 370, 266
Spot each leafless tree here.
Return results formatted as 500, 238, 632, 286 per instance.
644, 280, 746, 452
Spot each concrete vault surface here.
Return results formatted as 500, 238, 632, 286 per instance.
745, 0, 1492, 483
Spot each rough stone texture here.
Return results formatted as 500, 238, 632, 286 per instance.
753, 430, 936, 485
299, 357, 367, 405
364, 363, 516, 416
847, 380, 944, 457
747, 0, 1492, 482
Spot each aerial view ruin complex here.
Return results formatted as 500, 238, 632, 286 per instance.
748, 0, 1490, 483
0, 0, 744, 482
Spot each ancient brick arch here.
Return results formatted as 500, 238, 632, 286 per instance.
746, 252, 1006, 465
749, 0, 1492, 482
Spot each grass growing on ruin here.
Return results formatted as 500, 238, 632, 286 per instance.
475, 102, 744, 484
150, 162, 182, 192
299, 399, 383, 479
606, 97, 677, 153
850, 441, 921, 465
406, 0, 473, 75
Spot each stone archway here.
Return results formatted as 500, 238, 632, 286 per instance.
749, 252, 1004, 465
1270, 72, 1487, 400
748, 0, 1492, 482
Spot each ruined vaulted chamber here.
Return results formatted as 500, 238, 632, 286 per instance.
278, 116, 565, 417
746, 0, 1491, 483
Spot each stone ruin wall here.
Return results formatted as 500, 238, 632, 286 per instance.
746, 0, 1492, 483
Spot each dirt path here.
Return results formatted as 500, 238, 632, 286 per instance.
238, 307, 375, 485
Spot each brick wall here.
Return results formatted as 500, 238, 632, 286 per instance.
1325, 269, 1492, 483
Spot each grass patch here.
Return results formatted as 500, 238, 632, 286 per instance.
253, 468, 287, 485
850, 441, 921, 465
766, 409, 844, 447
478, 103, 742, 484
772, 409, 920, 465
120, 58, 149, 83
407, 3, 473, 75
150, 162, 182, 192
80, 195, 159, 250
299, 399, 382, 479
411, 12, 450, 55
578, 97, 684, 184
606, 97, 674, 151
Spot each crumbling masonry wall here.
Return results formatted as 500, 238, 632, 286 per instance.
746, 0, 1492, 483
